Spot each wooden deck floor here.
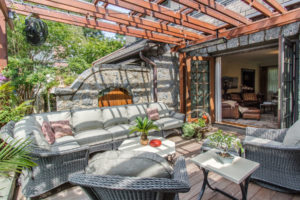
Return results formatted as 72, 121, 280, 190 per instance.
15, 134, 300, 200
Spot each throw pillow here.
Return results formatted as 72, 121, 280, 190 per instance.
50, 120, 73, 139
147, 108, 160, 121
41, 121, 55, 144
283, 120, 300, 146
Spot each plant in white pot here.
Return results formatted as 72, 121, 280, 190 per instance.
129, 117, 160, 145
207, 130, 244, 163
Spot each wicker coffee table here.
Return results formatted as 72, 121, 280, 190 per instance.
118, 136, 176, 160
192, 149, 260, 200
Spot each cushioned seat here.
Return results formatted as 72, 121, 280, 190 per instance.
52, 136, 77, 146
86, 151, 173, 178
74, 129, 113, 145
106, 124, 132, 140
244, 136, 283, 146
154, 117, 183, 130
51, 142, 80, 152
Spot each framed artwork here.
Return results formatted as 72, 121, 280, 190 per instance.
222, 77, 238, 89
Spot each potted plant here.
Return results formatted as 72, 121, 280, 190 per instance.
207, 130, 244, 163
182, 117, 208, 140
129, 117, 159, 145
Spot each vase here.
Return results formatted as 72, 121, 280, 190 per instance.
140, 133, 149, 145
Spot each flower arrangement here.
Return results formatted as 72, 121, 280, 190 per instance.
182, 115, 209, 140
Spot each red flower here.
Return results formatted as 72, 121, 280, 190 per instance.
202, 115, 208, 120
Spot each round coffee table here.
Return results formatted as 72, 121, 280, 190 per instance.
118, 136, 176, 161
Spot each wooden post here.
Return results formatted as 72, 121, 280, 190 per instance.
179, 52, 187, 114
0, 11, 7, 72
209, 57, 215, 123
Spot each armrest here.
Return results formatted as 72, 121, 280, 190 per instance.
245, 127, 287, 142
69, 174, 190, 192
30, 145, 89, 157
243, 139, 299, 151
172, 156, 190, 191
170, 111, 185, 121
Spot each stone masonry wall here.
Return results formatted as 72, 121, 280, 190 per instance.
188, 22, 300, 56
53, 64, 151, 111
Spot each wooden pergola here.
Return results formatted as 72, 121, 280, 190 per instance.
0, 0, 300, 115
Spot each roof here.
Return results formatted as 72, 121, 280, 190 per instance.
92, 39, 149, 66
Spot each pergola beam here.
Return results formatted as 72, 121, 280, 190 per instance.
23, 0, 202, 40
101, 0, 217, 34
0, 0, 13, 28
173, 0, 250, 26
188, 7, 300, 46
241, 0, 273, 17
262, 0, 287, 14
10, 3, 183, 44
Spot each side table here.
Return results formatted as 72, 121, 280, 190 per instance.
191, 149, 260, 200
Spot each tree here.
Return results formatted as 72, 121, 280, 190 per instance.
2, 15, 125, 115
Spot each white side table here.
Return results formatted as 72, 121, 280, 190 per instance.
191, 149, 260, 200
118, 136, 176, 159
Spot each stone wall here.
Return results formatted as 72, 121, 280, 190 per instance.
188, 22, 300, 56
52, 64, 151, 111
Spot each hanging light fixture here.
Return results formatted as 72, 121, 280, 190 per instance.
24, 14, 48, 46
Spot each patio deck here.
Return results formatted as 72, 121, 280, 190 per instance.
15, 134, 300, 200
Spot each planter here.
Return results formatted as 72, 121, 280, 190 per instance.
140, 134, 149, 145
215, 151, 235, 164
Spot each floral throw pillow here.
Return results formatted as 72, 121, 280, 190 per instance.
147, 108, 160, 121
50, 120, 73, 139
41, 121, 55, 144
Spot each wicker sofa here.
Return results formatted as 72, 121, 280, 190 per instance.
244, 125, 300, 192
0, 102, 185, 198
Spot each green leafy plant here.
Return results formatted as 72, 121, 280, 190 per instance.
0, 138, 36, 177
182, 118, 208, 140
207, 129, 244, 156
0, 82, 32, 127
129, 117, 159, 143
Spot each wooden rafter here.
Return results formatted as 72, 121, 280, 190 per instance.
173, 0, 250, 26
0, 0, 13, 28
262, 0, 287, 14
22, 0, 203, 40
9, 3, 184, 44
101, 0, 217, 34
188, 7, 300, 46
241, 0, 273, 17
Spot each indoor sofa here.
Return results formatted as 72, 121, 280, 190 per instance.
0, 102, 184, 198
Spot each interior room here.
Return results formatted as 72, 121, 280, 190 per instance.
221, 48, 279, 128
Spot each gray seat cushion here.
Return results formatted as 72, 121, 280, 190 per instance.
51, 142, 80, 152
149, 102, 170, 118
72, 108, 103, 133
102, 106, 129, 128
105, 124, 132, 140
154, 117, 183, 130
245, 136, 283, 146
86, 151, 173, 178
14, 117, 50, 150
74, 129, 113, 145
52, 135, 76, 146
283, 120, 300, 146
127, 104, 148, 122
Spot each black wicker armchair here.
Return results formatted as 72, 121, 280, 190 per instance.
243, 127, 300, 192
69, 156, 190, 200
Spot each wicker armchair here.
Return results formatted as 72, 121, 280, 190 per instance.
69, 156, 190, 200
243, 127, 300, 192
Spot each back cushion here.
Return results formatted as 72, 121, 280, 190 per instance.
149, 102, 170, 118
14, 117, 50, 150
72, 108, 103, 133
102, 106, 128, 128
283, 120, 300, 146
242, 93, 257, 101
127, 104, 148, 122
33, 111, 71, 126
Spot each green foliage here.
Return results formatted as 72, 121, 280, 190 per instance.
197, 118, 206, 128
182, 123, 199, 139
207, 130, 244, 154
4, 15, 125, 113
0, 138, 36, 176
129, 117, 159, 136
0, 82, 32, 126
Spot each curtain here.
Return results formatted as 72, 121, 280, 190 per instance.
267, 68, 278, 100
